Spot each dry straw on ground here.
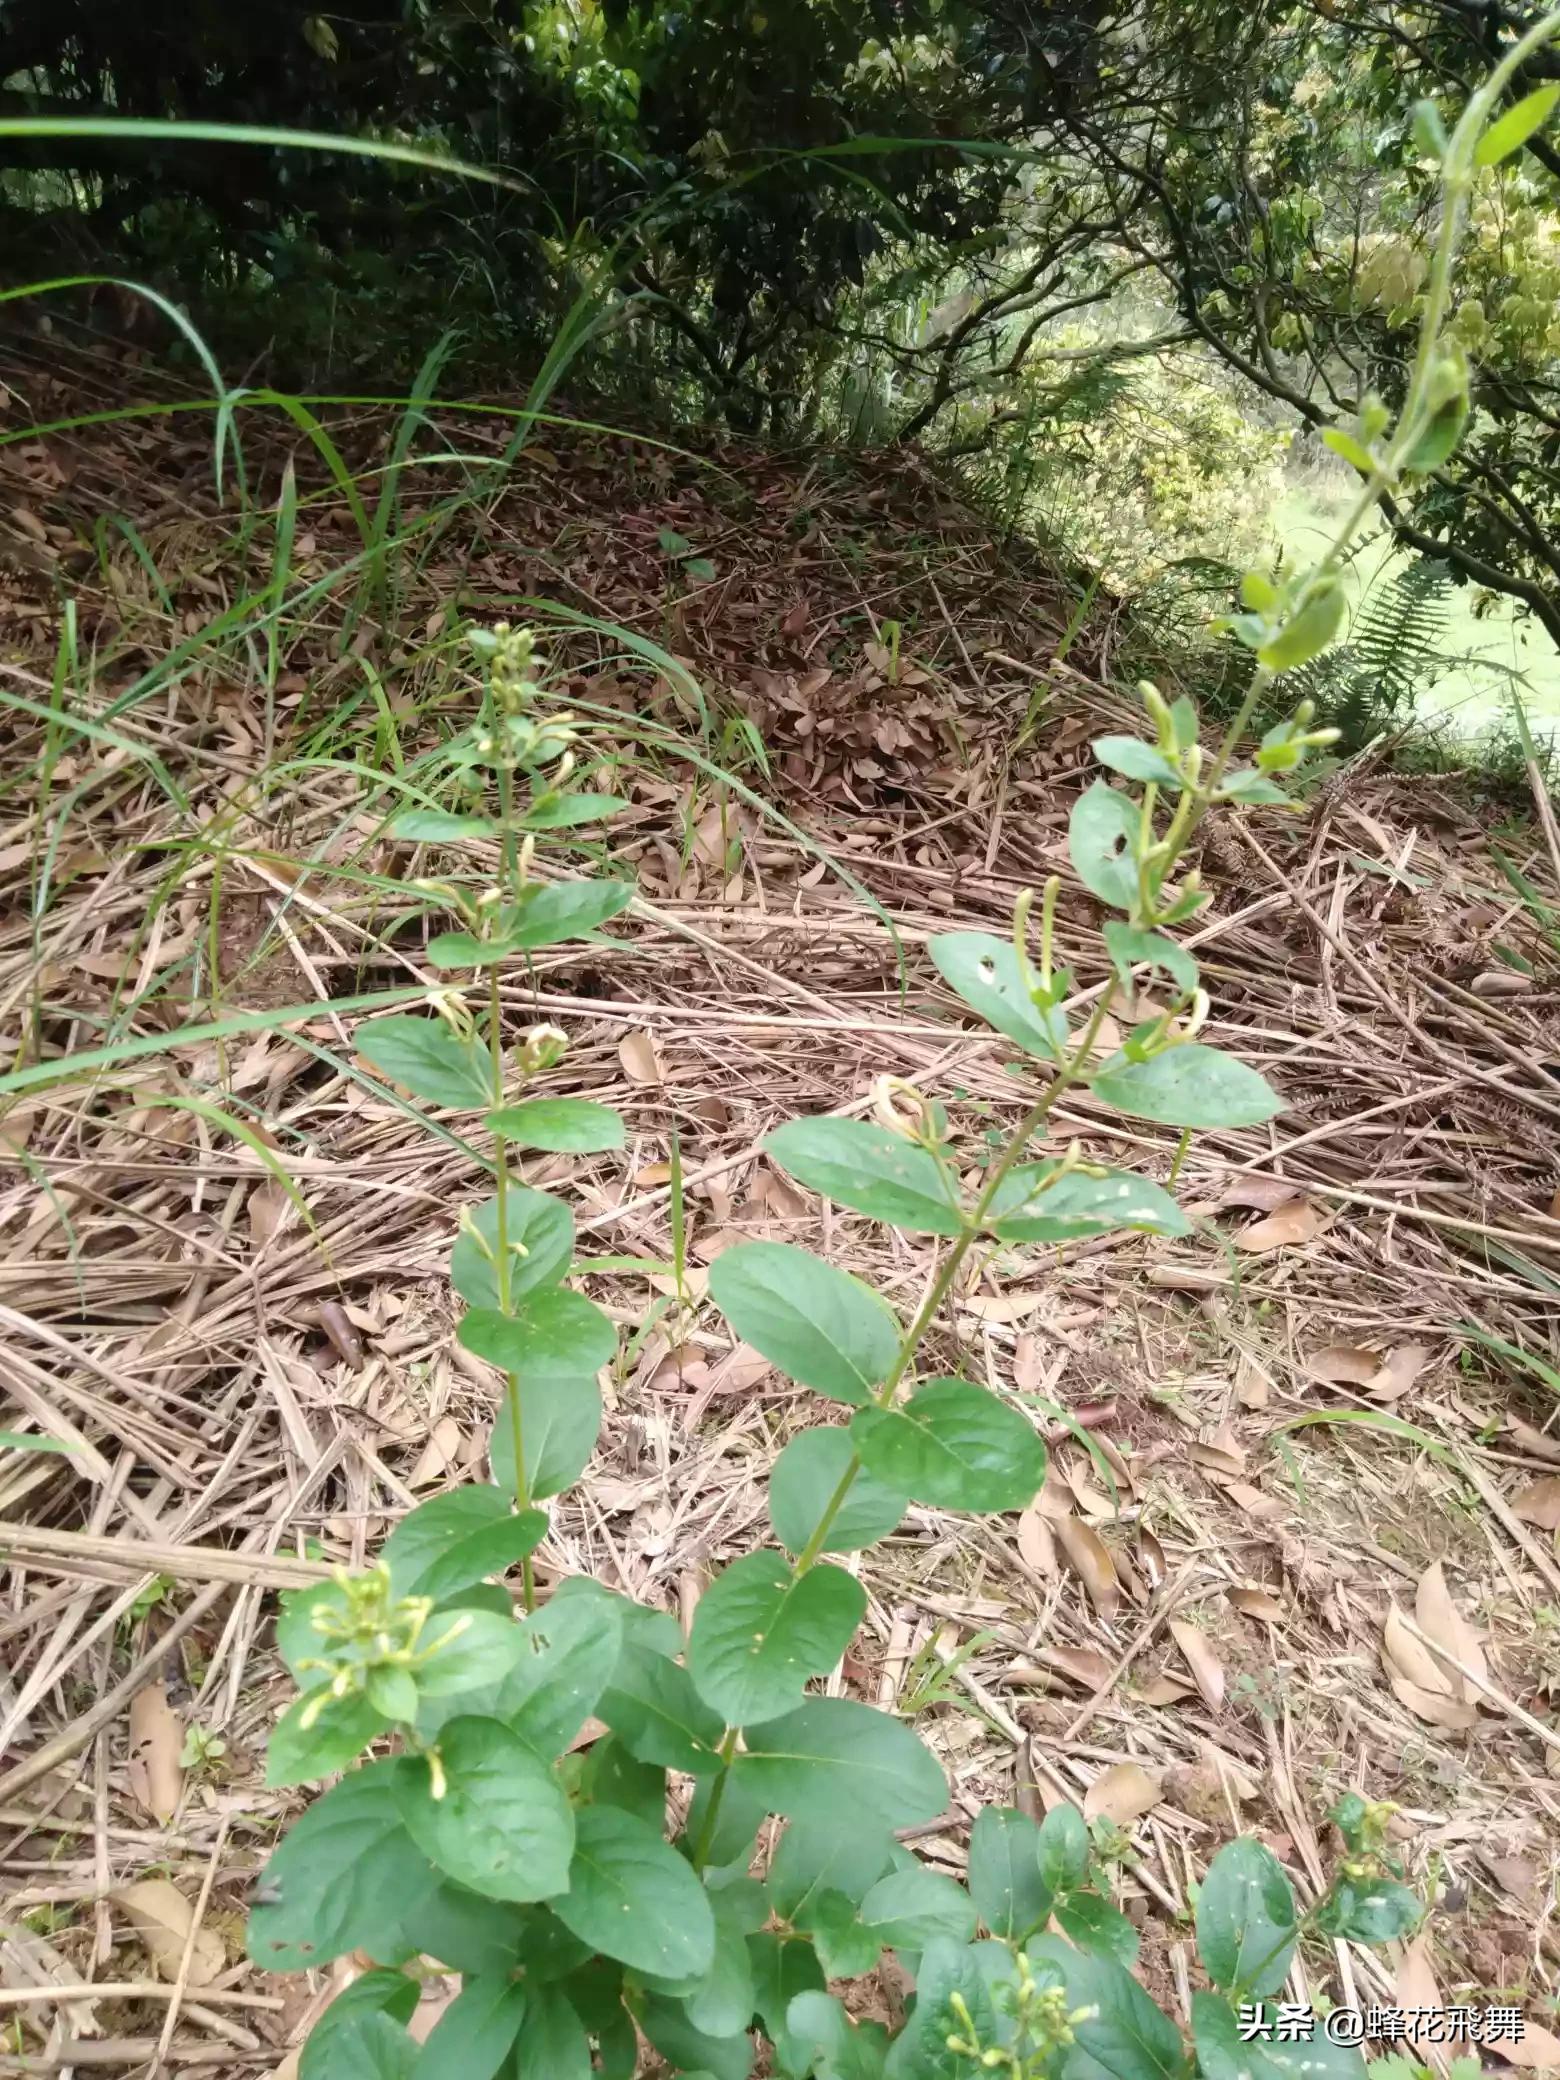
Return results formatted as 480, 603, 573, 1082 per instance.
1, 330, 1558, 2071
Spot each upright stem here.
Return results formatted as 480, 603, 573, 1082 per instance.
489, 962, 536, 1612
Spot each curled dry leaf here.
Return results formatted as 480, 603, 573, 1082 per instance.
110, 1880, 225, 1986
1228, 1586, 1286, 1624
1168, 1620, 1226, 1710
1138, 1672, 1196, 1707
1084, 1761, 1163, 1827
617, 1028, 663, 1085
1488, 2021, 1560, 2072
1137, 1524, 1167, 1591
1054, 1513, 1120, 1618
126, 1682, 183, 1824
1017, 1503, 1058, 1578
1512, 1476, 1560, 1531
247, 1177, 293, 1247
1032, 1644, 1114, 1691
1222, 1479, 1288, 1521
1191, 1432, 1246, 1479
1215, 1175, 1304, 1213
1382, 1602, 1453, 1695
1365, 1344, 1430, 1402
1305, 1344, 1380, 1386
1415, 1560, 1488, 1705
1393, 1936, 1447, 2059
1507, 1416, 1560, 1466
1234, 1198, 1321, 1253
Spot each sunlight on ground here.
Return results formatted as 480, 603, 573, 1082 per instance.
1268, 484, 1560, 736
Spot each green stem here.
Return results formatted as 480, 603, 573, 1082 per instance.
488, 961, 535, 1612
690, 1728, 741, 1870
793, 987, 1120, 1576
1167, 1126, 1192, 1187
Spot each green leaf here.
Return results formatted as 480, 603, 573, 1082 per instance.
412, 1973, 527, 2080
450, 1186, 573, 1308
520, 793, 629, 830
1037, 1804, 1091, 1895
490, 1373, 602, 1501
967, 1808, 1053, 1941
750, 1930, 828, 2045
1258, 579, 1345, 672
684, 556, 718, 581
986, 1163, 1190, 1243
929, 932, 1067, 1061
399, 1882, 530, 1975
807, 1890, 884, 1979
415, 1607, 526, 1696
597, 1644, 726, 1775
764, 1119, 964, 1234
0, 1431, 76, 1453
494, 1586, 626, 1758
426, 931, 509, 970
458, 1293, 616, 1379
1101, 923, 1197, 996
310, 2014, 417, 2080
1053, 1890, 1140, 1965
580, 1737, 668, 1830
1027, 1936, 1188, 2080
396, 1717, 574, 1902
709, 1242, 900, 1404
733, 1698, 946, 1829
266, 1688, 390, 1788
784, 1992, 890, 2080
1193, 1992, 1366, 2080
858, 1866, 976, 1952
389, 811, 495, 841
1196, 1839, 1297, 1996
303, 1970, 419, 2080
851, 1380, 1046, 1512
895, 1939, 997, 2079
1093, 737, 1184, 787
1315, 1875, 1421, 1944
1477, 82, 1560, 165
658, 528, 692, 555
682, 1889, 760, 2039
690, 1552, 866, 1724
640, 1995, 754, 2080
509, 879, 633, 950
274, 1579, 351, 1688
484, 1099, 625, 1152
1069, 782, 1141, 912
510, 1986, 591, 2080
384, 1488, 547, 1602
248, 1761, 437, 1973
769, 1819, 898, 1925
1319, 427, 1375, 476
1090, 1045, 1282, 1129
358, 1016, 491, 1109
554, 1806, 715, 1978
769, 1427, 907, 1554
1219, 768, 1290, 806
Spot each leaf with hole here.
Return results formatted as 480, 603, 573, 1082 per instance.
733, 1698, 946, 1829
708, 1242, 899, 1404
247, 1761, 437, 1972
490, 1372, 602, 1501
690, 1552, 866, 1724
450, 1185, 573, 1308
1069, 782, 1141, 912
987, 1162, 1189, 1243
768, 1427, 907, 1554
764, 1118, 964, 1234
458, 1293, 616, 1380
554, 1806, 715, 1978
484, 1099, 625, 1152
929, 932, 1066, 1060
383, 1488, 547, 1602
490, 1586, 625, 1758
358, 1016, 491, 1110
852, 1379, 1046, 1512
1196, 1838, 1297, 1997
1090, 1044, 1282, 1129
396, 1717, 574, 1902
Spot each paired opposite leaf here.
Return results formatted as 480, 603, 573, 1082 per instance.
395, 1716, 575, 1903
383, 1487, 547, 1603
768, 1427, 907, 1555
733, 1698, 947, 1829
689, 1552, 866, 1724
764, 1119, 964, 1234
1090, 1043, 1282, 1129
1069, 782, 1141, 913
986, 1162, 1189, 1243
450, 1185, 573, 1309
490, 1373, 603, 1501
458, 1292, 617, 1379
708, 1242, 899, 1403
1197, 1838, 1298, 1997
554, 1806, 715, 1979
929, 933, 1067, 1060
358, 1016, 491, 1110
484, 1099, 625, 1152
851, 1379, 1046, 1513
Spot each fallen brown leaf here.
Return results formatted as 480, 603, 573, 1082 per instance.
618, 1029, 663, 1085
1415, 1559, 1488, 1705
1512, 1476, 1560, 1531
110, 1880, 224, 1985
1304, 1344, 1381, 1385
1137, 1525, 1167, 1590
1083, 1761, 1163, 1826
1221, 1480, 1288, 1521
1054, 1513, 1120, 1618
1507, 1415, 1560, 1465
1386, 1674, 1479, 1730
126, 1683, 183, 1824
1234, 1198, 1321, 1252
1228, 1586, 1286, 1624
1138, 1672, 1197, 1707
1032, 1644, 1114, 1690
1168, 1619, 1226, 1710
1382, 1602, 1454, 1696
1017, 1503, 1058, 1577
1215, 1175, 1304, 1212
1394, 1936, 1448, 2062
1488, 2021, 1560, 2072
1365, 1343, 1430, 1402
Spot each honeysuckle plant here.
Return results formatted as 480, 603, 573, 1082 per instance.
247, 48, 1555, 2080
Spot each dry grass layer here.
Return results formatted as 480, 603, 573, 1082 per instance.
2, 334, 1560, 2072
